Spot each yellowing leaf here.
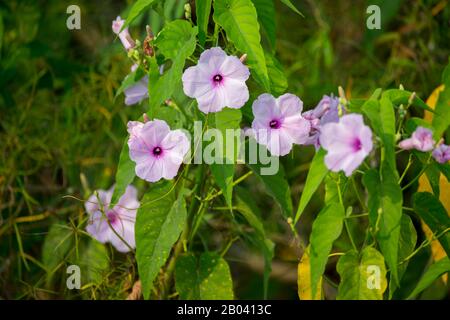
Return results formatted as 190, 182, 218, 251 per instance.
297, 246, 322, 300
419, 84, 449, 283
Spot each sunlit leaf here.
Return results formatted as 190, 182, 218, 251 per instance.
175, 252, 234, 300
309, 202, 345, 298
196, 0, 213, 46
251, 0, 276, 48
363, 169, 402, 284
295, 148, 327, 224
413, 192, 450, 256
407, 257, 450, 299
111, 140, 135, 205
337, 247, 387, 300
123, 0, 160, 29
213, 0, 270, 90
298, 246, 322, 300
135, 182, 187, 299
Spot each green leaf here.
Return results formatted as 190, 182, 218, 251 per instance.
437, 162, 450, 182
156, 107, 184, 129
363, 169, 402, 284
175, 252, 234, 300
361, 98, 382, 137
379, 96, 397, 171
432, 63, 450, 139
210, 108, 242, 209
425, 163, 441, 197
210, 163, 234, 208
235, 186, 274, 298
389, 214, 417, 298
295, 148, 328, 224
265, 53, 288, 95
135, 181, 187, 299
213, 0, 270, 90
79, 240, 109, 285
251, 0, 276, 48
413, 192, 450, 256
42, 224, 73, 285
336, 247, 388, 300
280, 0, 304, 17
149, 20, 197, 116
247, 160, 293, 218
309, 202, 345, 298
407, 257, 450, 299
124, 0, 160, 29
382, 89, 434, 113
111, 141, 135, 205
196, 0, 213, 46
175, 253, 201, 299
199, 252, 234, 299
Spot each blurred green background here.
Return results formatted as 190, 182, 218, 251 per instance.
0, 0, 449, 299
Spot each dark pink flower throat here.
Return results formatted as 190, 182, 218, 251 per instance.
152, 146, 163, 156
352, 138, 362, 151
269, 119, 281, 129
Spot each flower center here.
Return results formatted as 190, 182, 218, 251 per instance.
269, 119, 281, 129
352, 138, 362, 151
152, 146, 163, 156
213, 74, 223, 83
106, 210, 118, 224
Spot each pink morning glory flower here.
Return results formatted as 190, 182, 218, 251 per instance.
112, 16, 135, 50
251, 93, 310, 156
85, 185, 139, 253
398, 126, 435, 152
182, 47, 250, 114
319, 114, 373, 176
303, 95, 340, 149
127, 119, 190, 182
432, 144, 450, 164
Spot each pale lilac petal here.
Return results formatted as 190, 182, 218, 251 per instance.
86, 210, 111, 243
432, 144, 450, 164
135, 157, 161, 182
127, 121, 144, 137
182, 65, 214, 98
198, 47, 227, 68
140, 119, 171, 147
398, 138, 415, 150
220, 56, 250, 81
161, 130, 190, 161
124, 77, 148, 106
320, 114, 373, 176
252, 94, 281, 123
109, 219, 135, 252
182, 47, 249, 114
196, 87, 226, 113
319, 123, 354, 154
282, 115, 311, 145
277, 93, 303, 117
399, 126, 435, 152
112, 16, 135, 50
413, 127, 434, 151
112, 16, 124, 34
222, 78, 249, 109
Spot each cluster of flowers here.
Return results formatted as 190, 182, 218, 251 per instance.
398, 126, 450, 163
84, 17, 450, 253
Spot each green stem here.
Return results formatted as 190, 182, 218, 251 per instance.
398, 154, 413, 184
337, 178, 358, 251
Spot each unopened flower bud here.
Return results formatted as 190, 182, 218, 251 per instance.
184, 3, 192, 20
